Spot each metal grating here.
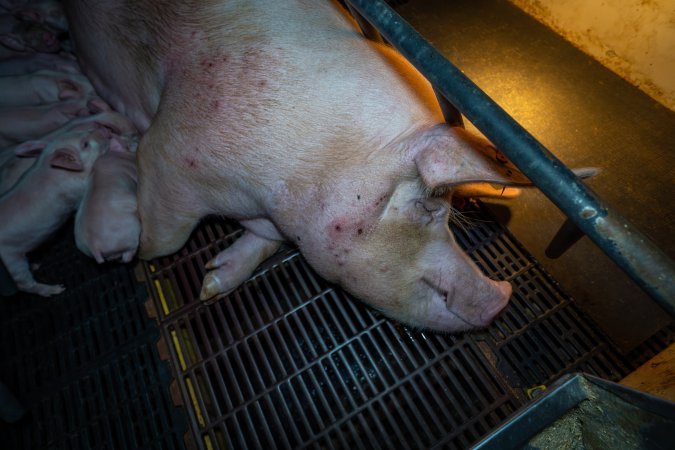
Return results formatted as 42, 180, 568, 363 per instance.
143, 201, 673, 449
0, 222, 187, 450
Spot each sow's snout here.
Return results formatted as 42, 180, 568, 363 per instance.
478, 279, 512, 325
418, 265, 512, 332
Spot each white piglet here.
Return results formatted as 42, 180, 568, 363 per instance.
75, 140, 140, 263
0, 70, 95, 107
0, 110, 139, 195
0, 130, 109, 296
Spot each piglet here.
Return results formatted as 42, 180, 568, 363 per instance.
75, 139, 140, 263
0, 14, 60, 56
0, 52, 78, 75
0, 130, 109, 296
0, 96, 93, 147
0, 147, 34, 194
0, 69, 95, 107
7, 0, 68, 32
0, 110, 138, 193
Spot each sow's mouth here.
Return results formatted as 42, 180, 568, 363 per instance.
422, 278, 512, 331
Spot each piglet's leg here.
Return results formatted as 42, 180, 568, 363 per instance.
1, 251, 65, 297
200, 232, 281, 301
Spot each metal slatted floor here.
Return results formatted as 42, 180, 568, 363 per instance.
142, 202, 672, 450
0, 223, 187, 450
2, 1, 674, 449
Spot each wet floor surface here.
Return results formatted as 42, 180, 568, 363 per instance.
396, 0, 675, 352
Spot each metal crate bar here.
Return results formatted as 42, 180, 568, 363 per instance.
345, 0, 675, 316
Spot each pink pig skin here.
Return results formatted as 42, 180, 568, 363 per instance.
0, 53, 79, 76
63, 0, 597, 331
0, 130, 107, 296
0, 14, 61, 55
74, 146, 140, 264
0, 97, 92, 147
5, 0, 69, 32
0, 69, 95, 107
0, 110, 137, 194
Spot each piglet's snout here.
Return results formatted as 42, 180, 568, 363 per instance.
479, 280, 511, 325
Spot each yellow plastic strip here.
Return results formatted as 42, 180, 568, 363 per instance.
203, 435, 214, 450
154, 279, 170, 315
171, 330, 187, 371
185, 377, 206, 427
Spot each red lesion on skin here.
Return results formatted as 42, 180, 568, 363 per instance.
326, 216, 364, 268
328, 217, 368, 242
182, 147, 201, 169
373, 195, 388, 207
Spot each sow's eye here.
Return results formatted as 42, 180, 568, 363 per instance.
414, 198, 448, 225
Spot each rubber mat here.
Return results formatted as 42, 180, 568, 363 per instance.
0, 221, 187, 450
142, 202, 674, 450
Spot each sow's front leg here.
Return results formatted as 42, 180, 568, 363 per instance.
200, 231, 281, 301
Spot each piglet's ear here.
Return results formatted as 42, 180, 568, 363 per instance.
50, 148, 84, 171
0, 34, 27, 51
15, 10, 43, 25
15, 140, 47, 157
57, 79, 82, 100
88, 98, 111, 113
108, 135, 128, 153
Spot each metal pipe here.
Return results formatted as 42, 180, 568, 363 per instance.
346, 0, 675, 316
345, 3, 384, 43
433, 87, 465, 127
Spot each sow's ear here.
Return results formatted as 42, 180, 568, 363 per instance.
50, 148, 84, 171
412, 125, 598, 193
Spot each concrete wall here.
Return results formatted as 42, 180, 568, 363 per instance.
510, 0, 675, 111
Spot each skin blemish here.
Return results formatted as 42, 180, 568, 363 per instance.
374, 195, 386, 207
258, 80, 267, 87
357, 194, 361, 200
335, 225, 342, 232
185, 157, 196, 168
357, 228, 363, 235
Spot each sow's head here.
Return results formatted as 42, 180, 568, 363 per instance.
302, 125, 596, 333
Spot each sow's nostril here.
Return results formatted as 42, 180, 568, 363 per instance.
479, 280, 512, 324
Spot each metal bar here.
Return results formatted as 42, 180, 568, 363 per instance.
345, 3, 383, 43
433, 87, 465, 127
346, 0, 675, 316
